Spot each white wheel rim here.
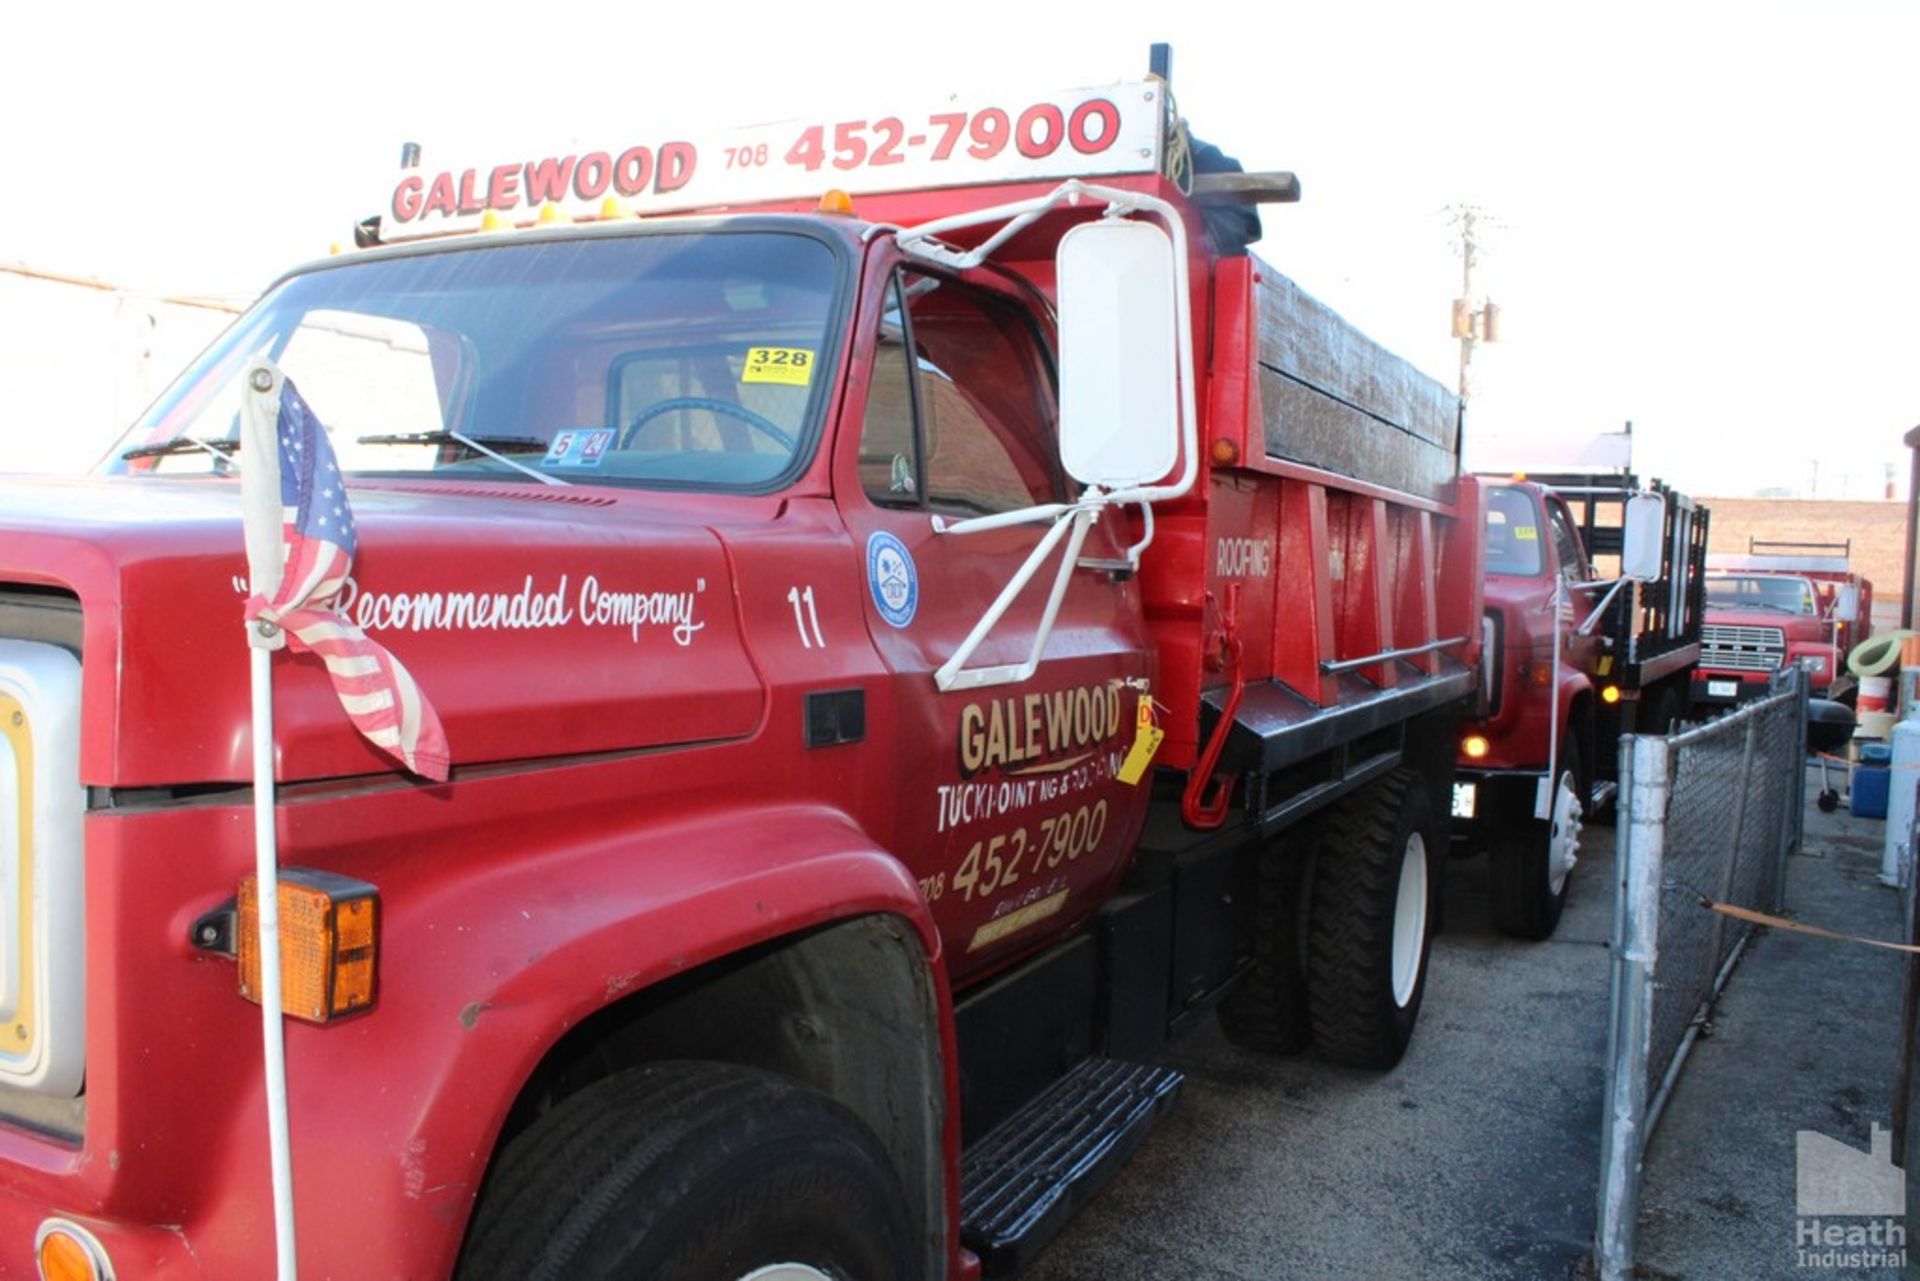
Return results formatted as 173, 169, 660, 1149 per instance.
738, 1267, 836, 1281
1546, 767, 1583, 895
1391, 831, 1429, 1008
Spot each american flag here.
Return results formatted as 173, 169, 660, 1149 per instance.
240, 359, 450, 781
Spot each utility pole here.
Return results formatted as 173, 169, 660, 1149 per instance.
1449, 205, 1499, 402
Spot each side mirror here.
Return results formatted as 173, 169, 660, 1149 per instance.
1620, 492, 1666, 580
1056, 219, 1180, 490
1835, 583, 1861, 623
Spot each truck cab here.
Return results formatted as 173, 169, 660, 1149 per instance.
1696, 561, 1863, 706
1452, 474, 1705, 938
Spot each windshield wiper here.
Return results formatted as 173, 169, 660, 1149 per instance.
357, 431, 569, 487
356, 432, 549, 454
120, 437, 240, 461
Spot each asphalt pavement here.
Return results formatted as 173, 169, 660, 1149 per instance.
1026, 823, 1616, 1280
1025, 764, 1911, 1280
1636, 767, 1907, 1280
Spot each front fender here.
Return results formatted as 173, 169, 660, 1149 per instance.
296, 802, 948, 1277
1556, 668, 1593, 741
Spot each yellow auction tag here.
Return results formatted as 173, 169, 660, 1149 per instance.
1117, 695, 1164, 785
1514, 525, 1538, 541
742, 347, 814, 386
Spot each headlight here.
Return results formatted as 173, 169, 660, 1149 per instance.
0, 640, 85, 1097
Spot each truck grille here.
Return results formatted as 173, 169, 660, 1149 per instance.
1701, 623, 1786, 673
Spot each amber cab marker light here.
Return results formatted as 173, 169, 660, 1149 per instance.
36, 1219, 111, 1281
1462, 734, 1491, 759
236, 869, 380, 1024
817, 189, 856, 215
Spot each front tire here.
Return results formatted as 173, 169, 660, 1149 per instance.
1488, 735, 1584, 940
1305, 770, 1438, 1069
458, 1062, 916, 1281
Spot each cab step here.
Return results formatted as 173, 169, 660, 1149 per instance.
960, 1056, 1184, 1276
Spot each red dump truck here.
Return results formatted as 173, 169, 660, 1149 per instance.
1697, 540, 1871, 707
0, 70, 1482, 1279
1451, 472, 1706, 937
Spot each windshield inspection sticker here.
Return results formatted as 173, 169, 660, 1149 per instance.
543, 429, 612, 467
867, 531, 918, 628
742, 347, 814, 387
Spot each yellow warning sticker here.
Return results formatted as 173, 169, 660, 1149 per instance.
1514, 525, 1538, 540
1117, 694, 1164, 785
742, 347, 814, 386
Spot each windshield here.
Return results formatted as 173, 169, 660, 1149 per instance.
1484, 485, 1544, 575
1706, 575, 1817, 615
102, 229, 845, 490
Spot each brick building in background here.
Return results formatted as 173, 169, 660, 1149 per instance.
1699, 496, 1907, 631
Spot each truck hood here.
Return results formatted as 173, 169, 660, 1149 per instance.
0, 476, 765, 787
1704, 605, 1826, 638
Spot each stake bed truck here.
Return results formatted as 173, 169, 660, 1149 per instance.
1451, 472, 1705, 938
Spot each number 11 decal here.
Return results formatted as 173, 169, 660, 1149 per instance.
787, 585, 826, 648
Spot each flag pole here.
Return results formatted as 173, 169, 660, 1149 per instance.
248, 632, 299, 1279
242, 355, 301, 1281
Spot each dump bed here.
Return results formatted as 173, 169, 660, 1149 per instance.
1255, 265, 1462, 502
1139, 249, 1482, 831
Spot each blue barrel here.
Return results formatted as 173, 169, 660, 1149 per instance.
1853, 753, 1892, 819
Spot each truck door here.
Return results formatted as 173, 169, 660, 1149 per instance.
1545, 496, 1602, 674
835, 260, 1154, 980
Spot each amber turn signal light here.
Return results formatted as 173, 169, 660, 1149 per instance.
1601, 684, 1622, 704
237, 870, 379, 1024
35, 1220, 110, 1281
1462, 734, 1491, 759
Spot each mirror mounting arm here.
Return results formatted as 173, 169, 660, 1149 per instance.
896, 178, 1199, 512
897, 179, 1200, 693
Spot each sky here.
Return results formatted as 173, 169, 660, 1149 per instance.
6, 0, 1917, 499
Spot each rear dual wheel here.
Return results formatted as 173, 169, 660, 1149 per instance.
1305, 769, 1440, 1069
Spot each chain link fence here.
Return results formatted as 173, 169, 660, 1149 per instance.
1596, 668, 1809, 1281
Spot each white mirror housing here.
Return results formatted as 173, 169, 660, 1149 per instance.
1056, 219, 1181, 490
1620, 492, 1667, 580
1835, 582, 1861, 623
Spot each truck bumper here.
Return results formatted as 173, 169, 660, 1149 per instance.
1691, 672, 1774, 708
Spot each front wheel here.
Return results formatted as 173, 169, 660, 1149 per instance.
1305, 769, 1439, 1069
458, 1062, 916, 1281
1488, 735, 1584, 940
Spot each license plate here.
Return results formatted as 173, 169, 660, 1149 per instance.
1707, 680, 1738, 698
1451, 781, 1477, 819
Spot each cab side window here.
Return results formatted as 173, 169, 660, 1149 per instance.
857, 278, 921, 504
1547, 502, 1588, 582
856, 269, 1061, 514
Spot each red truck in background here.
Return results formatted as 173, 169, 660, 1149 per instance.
0, 66, 1485, 1280
1696, 540, 1871, 707
1451, 473, 1707, 937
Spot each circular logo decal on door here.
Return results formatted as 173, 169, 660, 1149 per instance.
866, 531, 919, 628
